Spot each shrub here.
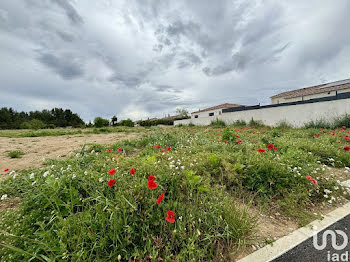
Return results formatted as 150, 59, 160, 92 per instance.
304, 119, 331, 129
118, 119, 134, 127
94, 117, 110, 128
276, 120, 292, 129
333, 114, 350, 128
8, 150, 24, 158
20, 119, 46, 130
210, 119, 226, 127
232, 120, 247, 126
248, 118, 264, 127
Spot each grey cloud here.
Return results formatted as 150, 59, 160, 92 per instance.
1, 0, 350, 121
51, 0, 83, 25
37, 52, 84, 80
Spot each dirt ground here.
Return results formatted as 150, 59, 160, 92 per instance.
0, 132, 140, 173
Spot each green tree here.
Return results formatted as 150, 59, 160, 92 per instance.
176, 108, 189, 118
118, 119, 134, 127
94, 117, 110, 128
21, 119, 46, 130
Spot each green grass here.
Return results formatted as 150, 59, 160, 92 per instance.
7, 150, 24, 159
0, 125, 350, 261
0, 126, 149, 138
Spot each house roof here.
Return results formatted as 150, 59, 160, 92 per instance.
191, 103, 243, 114
271, 79, 350, 99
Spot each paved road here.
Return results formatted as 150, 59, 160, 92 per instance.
272, 214, 350, 262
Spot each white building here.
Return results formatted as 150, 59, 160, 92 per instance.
271, 79, 350, 104
191, 103, 243, 119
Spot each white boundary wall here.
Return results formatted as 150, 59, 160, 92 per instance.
174, 98, 350, 127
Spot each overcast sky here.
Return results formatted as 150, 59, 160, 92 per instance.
1, 1, 350, 122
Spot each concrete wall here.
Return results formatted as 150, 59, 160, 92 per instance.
271, 88, 350, 104
174, 98, 350, 127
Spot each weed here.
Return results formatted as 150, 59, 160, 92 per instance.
7, 150, 24, 158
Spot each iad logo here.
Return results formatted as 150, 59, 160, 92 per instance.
313, 230, 349, 261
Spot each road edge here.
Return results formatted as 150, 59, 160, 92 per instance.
238, 196, 350, 262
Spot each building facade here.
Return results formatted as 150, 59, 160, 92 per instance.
191, 103, 243, 119
271, 79, 350, 104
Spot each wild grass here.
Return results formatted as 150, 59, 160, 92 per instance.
0, 127, 147, 138
0, 125, 349, 260
210, 119, 226, 127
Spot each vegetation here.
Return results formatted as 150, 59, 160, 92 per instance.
1, 125, 350, 260
0, 107, 85, 129
210, 118, 226, 127
7, 150, 24, 159
304, 114, 350, 129
118, 119, 134, 127
175, 108, 189, 118
93, 117, 110, 128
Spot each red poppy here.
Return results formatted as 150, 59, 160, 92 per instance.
108, 169, 116, 176
147, 180, 158, 189
154, 144, 158, 148
156, 193, 164, 204
267, 144, 274, 150
167, 147, 171, 151
237, 140, 242, 144
258, 148, 266, 153
108, 179, 116, 187
311, 179, 317, 184
224, 140, 228, 143
118, 148, 122, 152
342, 126, 346, 129
345, 136, 349, 141
4, 168, 9, 172
165, 210, 176, 223
130, 168, 135, 175
107, 149, 112, 153
157, 145, 161, 149
273, 147, 278, 151
236, 135, 240, 138
148, 175, 156, 181
217, 133, 222, 136
306, 176, 312, 180
344, 145, 350, 151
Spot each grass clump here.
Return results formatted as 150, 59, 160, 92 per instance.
210, 119, 226, 127
7, 150, 24, 158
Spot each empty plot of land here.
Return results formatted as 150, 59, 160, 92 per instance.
0, 132, 141, 172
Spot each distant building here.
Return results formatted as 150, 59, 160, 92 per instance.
271, 79, 350, 104
191, 103, 243, 119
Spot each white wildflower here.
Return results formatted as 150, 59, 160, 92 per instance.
43, 171, 49, 177
29, 173, 35, 179
99, 177, 104, 183
1, 194, 8, 200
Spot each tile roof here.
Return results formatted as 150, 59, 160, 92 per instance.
191, 103, 243, 114
271, 79, 350, 99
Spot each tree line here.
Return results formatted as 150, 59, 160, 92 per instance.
0, 107, 85, 129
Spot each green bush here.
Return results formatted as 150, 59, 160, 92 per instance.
94, 117, 110, 128
118, 119, 134, 127
210, 119, 226, 127
8, 150, 24, 158
20, 119, 46, 130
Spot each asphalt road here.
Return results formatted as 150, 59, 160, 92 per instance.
272, 214, 350, 262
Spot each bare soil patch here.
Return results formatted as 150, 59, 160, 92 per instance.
0, 132, 141, 173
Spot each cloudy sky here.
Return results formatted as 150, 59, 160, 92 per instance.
1, 1, 350, 122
